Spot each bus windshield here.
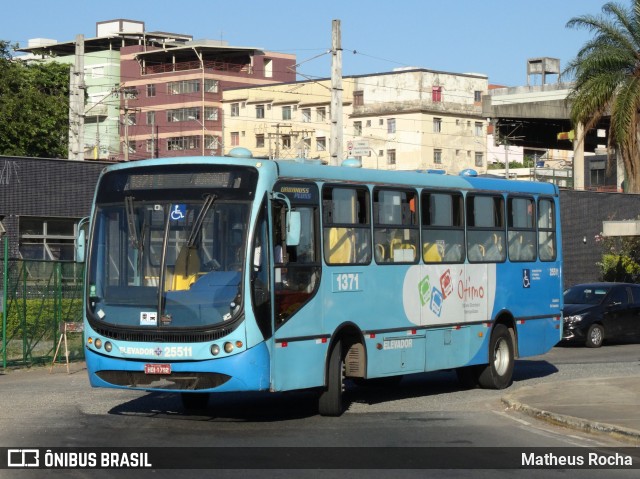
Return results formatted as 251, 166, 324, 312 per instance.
87, 164, 257, 330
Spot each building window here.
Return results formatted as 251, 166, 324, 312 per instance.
167, 107, 200, 123
317, 137, 326, 151
146, 111, 155, 125
205, 135, 219, 150
256, 104, 265, 119
387, 118, 396, 134
126, 113, 136, 126
354, 121, 362, 136
230, 132, 240, 146
432, 86, 442, 102
264, 58, 273, 78
366, 120, 371, 127
204, 79, 219, 93
282, 106, 292, 120
256, 134, 265, 148
282, 135, 291, 149
204, 107, 218, 121
474, 90, 482, 102
167, 136, 200, 151
19, 217, 78, 261
434, 149, 442, 164
231, 103, 240, 117
146, 139, 155, 153
475, 152, 484, 167
146, 84, 156, 97
353, 90, 364, 106
475, 122, 483, 136
433, 117, 442, 133
387, 149, 396, 166
301, 108, 311, 123
316, 107, 326, 122
168, 80, 200, 95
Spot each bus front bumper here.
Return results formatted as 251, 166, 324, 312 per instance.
85, 341, 271, 393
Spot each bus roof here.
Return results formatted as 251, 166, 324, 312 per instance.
98, 156, 559, 197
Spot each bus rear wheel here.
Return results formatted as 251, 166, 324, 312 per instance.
318, 340, 346, 416
181, 392, 210, 411
477, 324, 514, 390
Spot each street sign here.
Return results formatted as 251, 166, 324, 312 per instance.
352, 140, 370, 156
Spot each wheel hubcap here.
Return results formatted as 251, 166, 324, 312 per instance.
493, 338, 509, 375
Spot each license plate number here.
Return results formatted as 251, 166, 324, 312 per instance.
144, 363, 171, 375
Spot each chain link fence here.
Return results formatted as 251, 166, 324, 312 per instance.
1, 249, 85, 368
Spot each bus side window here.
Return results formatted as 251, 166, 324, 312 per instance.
466, 194, 506, 263
538, 198, 556, 261
373, 188, 418, 264
323, 186, 371, 265
421, 191, 465, 264
507, 196, 536, 262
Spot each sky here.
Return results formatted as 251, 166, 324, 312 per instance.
1, 0, 612, 86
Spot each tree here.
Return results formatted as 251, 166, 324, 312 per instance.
0, 40, 69, 158
565, 1, 640, 193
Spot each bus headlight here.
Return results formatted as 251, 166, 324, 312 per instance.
224, 342, 234, 353
211, 344, 220, 356
104, 341, 112, 353
94, 338, 102, 349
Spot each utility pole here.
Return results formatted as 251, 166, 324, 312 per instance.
330, 19, 343, 166
68, 34, 85, 161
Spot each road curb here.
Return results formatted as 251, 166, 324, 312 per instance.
501, 394, 640, 446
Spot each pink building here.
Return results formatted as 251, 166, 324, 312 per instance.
119, 42, 296, 160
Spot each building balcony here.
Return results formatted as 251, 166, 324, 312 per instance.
144, 60, 252, 75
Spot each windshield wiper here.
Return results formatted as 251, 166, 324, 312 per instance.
125, 195, 146, 273
187, 194, 217, 248
125, 196, 140, 248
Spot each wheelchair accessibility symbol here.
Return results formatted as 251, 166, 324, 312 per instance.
522, 269, 531, 288
171, 204, 186, 221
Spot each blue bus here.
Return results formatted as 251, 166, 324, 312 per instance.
80, 150, 563, 415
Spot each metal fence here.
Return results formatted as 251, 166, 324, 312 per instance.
1, 240, 85, 368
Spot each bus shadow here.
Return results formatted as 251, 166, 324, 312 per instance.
348, 360, 559, 407
108, 390, 320, 422
107, 360, 558, 420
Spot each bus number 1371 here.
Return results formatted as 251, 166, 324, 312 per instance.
333, 273, 362, 292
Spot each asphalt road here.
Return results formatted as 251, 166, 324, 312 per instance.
1, 342, 639, 478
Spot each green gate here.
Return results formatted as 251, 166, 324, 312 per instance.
1, 238, 85, 368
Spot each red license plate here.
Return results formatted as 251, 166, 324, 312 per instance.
144, 363, 171, 375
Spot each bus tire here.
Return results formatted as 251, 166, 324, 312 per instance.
477, 324, 514, 390
181, 392, 209, 411
318, 341, 345, 416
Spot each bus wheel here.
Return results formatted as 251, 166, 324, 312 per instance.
318, 341, 345, 416
181, 392, 210, 411
477, 324, 514, 390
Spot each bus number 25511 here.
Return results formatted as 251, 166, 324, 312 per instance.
333, 273, 362, 292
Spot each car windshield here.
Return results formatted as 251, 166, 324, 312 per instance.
564, 285, 611, 305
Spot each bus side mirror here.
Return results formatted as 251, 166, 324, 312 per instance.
287, 211, 301, 247
76, 217, 89, 263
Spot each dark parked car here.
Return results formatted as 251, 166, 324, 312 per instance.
563, 282, 640, 347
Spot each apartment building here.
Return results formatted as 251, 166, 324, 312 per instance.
18, 20, 194, 161
224, 68, 489, 172
118, 42, 296, 160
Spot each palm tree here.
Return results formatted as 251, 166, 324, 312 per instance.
566, 0, 640, 192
